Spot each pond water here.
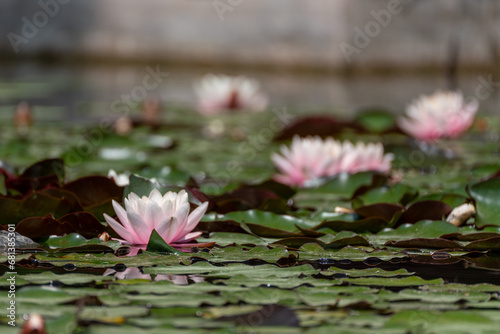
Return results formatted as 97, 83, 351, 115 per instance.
1, 61, 499, 122
1, 61, 500, 333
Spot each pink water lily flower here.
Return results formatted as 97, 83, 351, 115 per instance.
194, 74, 268, 115
398, 91, 478, 141
103, 189, 208, 249
272, 136, 393, 188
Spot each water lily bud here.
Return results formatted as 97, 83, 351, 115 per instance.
230, 127, 246, 141
446, 203, 475, 227
14, 101, 33, 136
114, 116, 133, 136
98, 231, 111, 242
203, 119, 226, 138
194, 74, 267, 115
21, 313, 45, 334
335, 207, 355, 214
141, 95, 161, 126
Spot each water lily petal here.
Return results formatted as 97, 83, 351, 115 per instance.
126, 210, 151, 244
177, 202, 208, 239
149, 188, 162, 202
111, 200, 135, 232
175, 231, 203, 244
156, 217, 179, 244
104, 213, 139, 243
144, 200, 164, 230
171, 202, 190, 240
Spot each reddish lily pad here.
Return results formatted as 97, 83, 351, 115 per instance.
64, 176, 123, 207
397, 200, 452, 225
16, 212, 106, 239
1, 158, 64, 194
212, 188, 287, 214
0, 191, 75, 225
274, 115, 354, 140
354, 203, 404, 222
385, 238, 463, 249
314, 217, 389, 233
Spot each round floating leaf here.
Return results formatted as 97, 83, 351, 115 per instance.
323, 231, 370, 249
0, 191, 75, 225
274, 115, 351, 140
315, 217, 389, 233
385, 238, 463, 249
55, 244, 116, 254
371, 220, 459, 246
124, 174, 164, 198
468, 177, 500, 228
354, 203, 404, 222
397, 200, 452, 225
464, 236, 500, 250
222, 210, 317, 234
353, 184, 418, 208
355, 109, 397, 133
4, 158, 64, 194
307, 172, 377, 198
16, 212, 106, 239
272, 237, 324, 248
417, 193, 468, 210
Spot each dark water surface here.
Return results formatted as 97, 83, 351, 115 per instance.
1, 61, 499, 123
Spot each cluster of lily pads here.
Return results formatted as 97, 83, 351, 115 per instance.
1, 76, 500, 333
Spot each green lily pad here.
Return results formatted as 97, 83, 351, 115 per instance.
355, 109, 397, 133
353, 183, 418, 207
468, 177, 500, 228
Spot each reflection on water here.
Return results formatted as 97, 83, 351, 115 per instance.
1, 62, 499, 122
103, 267, 205, 284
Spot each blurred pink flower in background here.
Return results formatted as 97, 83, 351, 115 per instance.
271, 136, 393, 188
103, 189, 208, 249
194, 74, 268, 115
398, 91, 479, 141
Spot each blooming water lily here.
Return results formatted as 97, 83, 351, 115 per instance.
194, 74, 268, 115
398, 91, 478, 141
103, 189, 208, 249
271, 136, 393, 188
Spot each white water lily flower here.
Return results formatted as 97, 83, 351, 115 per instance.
103, 189, 208, 247
194, 74, 268, 115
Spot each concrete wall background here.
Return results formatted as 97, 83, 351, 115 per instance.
1, 0, 499, 71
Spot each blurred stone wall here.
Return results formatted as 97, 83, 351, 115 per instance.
0, 0, 499, 71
